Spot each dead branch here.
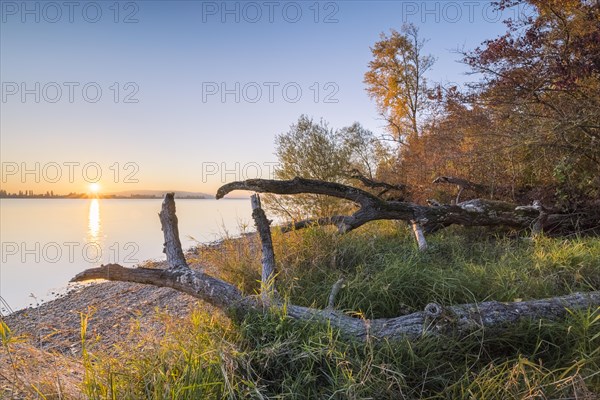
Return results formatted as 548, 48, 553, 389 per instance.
71, 263, 251, 312
159, 193, 188, 269
410, 221, 428, 251
217, 177, 381, 208
432, 176, 486, 192
348, 169, 406, 199
72, 263, 600, 341
251, 194, 276, 303
433, 176, 487, 203
216, 178, 546, 234
327, 278, 345, 309
516, 200, 548, 236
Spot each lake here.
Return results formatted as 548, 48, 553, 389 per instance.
0, 198, 254, 313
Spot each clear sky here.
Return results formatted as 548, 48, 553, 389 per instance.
0, 1, 526, 195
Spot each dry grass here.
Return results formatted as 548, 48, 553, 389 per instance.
0, 328, 84, 399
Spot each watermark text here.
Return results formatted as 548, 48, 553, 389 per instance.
201, 81, 339, 104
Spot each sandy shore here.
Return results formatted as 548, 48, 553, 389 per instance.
0, 253, 220, 398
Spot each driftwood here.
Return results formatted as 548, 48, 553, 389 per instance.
72, 192, 600, 342
216, 177, 555, 234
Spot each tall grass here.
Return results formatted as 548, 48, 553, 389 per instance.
75, 224, 600, 398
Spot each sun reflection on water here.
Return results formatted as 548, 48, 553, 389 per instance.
88, 199, 101, 242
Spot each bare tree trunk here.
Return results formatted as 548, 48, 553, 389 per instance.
159, 193, 188, 269
251, 194, 276, 303
410, 221, 428, 251
71, 193, 600, 342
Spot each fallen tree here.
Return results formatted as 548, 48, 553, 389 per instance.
216, 177, 570, 235
72, 193, 600, 342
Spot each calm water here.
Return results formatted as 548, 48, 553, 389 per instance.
0, 198, 253, 313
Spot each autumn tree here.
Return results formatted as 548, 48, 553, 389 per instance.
366, 1, 600, 207
464, 0, 600, 205
364, 23, 435, 143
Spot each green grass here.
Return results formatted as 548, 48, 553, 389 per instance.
275, 223, 600, 318
80, 223, 600, 399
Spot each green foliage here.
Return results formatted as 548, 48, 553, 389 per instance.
80, 310, 246, 399
266, 115, 388, 219
274, 115, 351, 184
266, 115, 353, 219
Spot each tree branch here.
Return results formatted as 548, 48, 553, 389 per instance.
217, 177, 382, 208
410, 220, 428, 251
432, 176, 486, 192
432, 176, 487, 203
327, 278, 345, 309
71, 264, 249, 312
347, 169, 406, 199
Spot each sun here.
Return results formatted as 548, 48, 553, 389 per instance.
89, 183, 101, 194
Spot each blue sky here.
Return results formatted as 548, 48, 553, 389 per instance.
0, 1, 524, 194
